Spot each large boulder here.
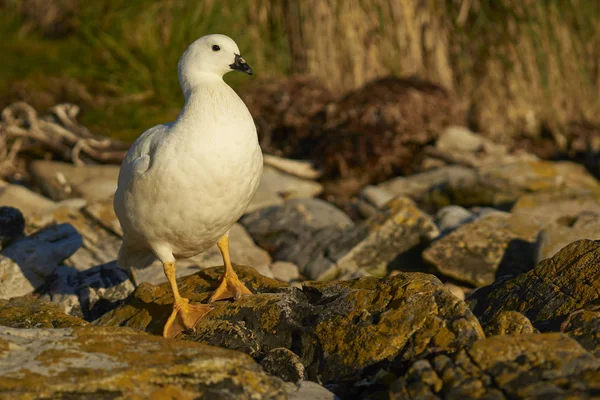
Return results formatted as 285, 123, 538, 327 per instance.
390, 333, 600, 399
468, 240, 600, 331
97, 265, 484, 391
0, 326, 286, 399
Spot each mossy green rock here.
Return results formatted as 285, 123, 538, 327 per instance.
0, 295, 88, 329
0, 325, 285, 399
98, 265, 484, 388
468, 239, 600, 331
390, 333, 600, 399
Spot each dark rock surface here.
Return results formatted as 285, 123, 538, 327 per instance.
97, 265, 484, 393
561, 299, 600, 357
390, 333, 600, 399
468, 239, 600, 331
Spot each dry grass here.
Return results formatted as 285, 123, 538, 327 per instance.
285, 0, 600, 143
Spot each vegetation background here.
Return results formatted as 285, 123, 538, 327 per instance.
0, 0, 598, 146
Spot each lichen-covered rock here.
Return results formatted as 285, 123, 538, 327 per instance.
561, 299, 600, 357
261, 348, 306, 383
468, 240, 600, 331
0, 326, 286, 399
390, 333, 600, 399
484, 311, 535, 336
0, 295, 88, 329
423, 212, 543, 287
319, 196, 439, 280
98, 266, 484, 391
39, 261, 134, 321
0, 223, 82, 299
376, 160, 600, 213
243, 197, 438, 281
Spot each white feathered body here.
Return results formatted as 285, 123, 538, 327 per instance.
115, 80, 262, 268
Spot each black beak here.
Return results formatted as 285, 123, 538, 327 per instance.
230, 54, 253, 75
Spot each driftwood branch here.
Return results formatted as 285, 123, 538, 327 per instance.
0, 102, 129, 176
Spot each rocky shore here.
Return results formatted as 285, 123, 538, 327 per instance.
0, 101, 599, 398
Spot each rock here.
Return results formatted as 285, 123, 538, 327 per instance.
373, 160, 600, 213
38, 205, 122, 271
247, 165, 324, 214
0, 181, 56, 221
30, 160, 120, 202
98, 266, 484, 389
468, 240, 600, 331
241, 198, 354, 279
390, 333, 600, 399
263, 154, 322, 181
0, 206, 25, 248
83, 195, 123, 236
243, 197, 438, 281
286, 381, 340, 400
511, 190, 600, 220
443, 283, 465, 301
134, 223, 272, 285
318, 196, 439, 280
484, 311, 535, 336
0, 223, 81, 299
39, 261, 134, 320
429, 125, 538, 168
0, 295, 88, 328
535, 211, 600, 264
368, 165, 475, 210
434, 205, 502, 235
561, 299, 600, 357
271, 261, 301, 283
0, 326, 286, 399
261, 348, 306, 383
423, 212, 543, 287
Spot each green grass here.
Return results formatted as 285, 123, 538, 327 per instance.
0, 0, 290, 142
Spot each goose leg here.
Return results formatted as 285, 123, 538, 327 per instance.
209, 235, 252, 303
162, 261, 212, 338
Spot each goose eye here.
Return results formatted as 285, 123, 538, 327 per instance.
212, 45, 220, 52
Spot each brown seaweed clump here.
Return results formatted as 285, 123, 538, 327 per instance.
309, 77, 465, 193
239, 75, 334, 157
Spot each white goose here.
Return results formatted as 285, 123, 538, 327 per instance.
114, 34, 262, 338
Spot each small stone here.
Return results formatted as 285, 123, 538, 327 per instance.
261, 348, 305, 383
0, 206, 25, 248
271, 261, 300, 283
484, 311, 535, 336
